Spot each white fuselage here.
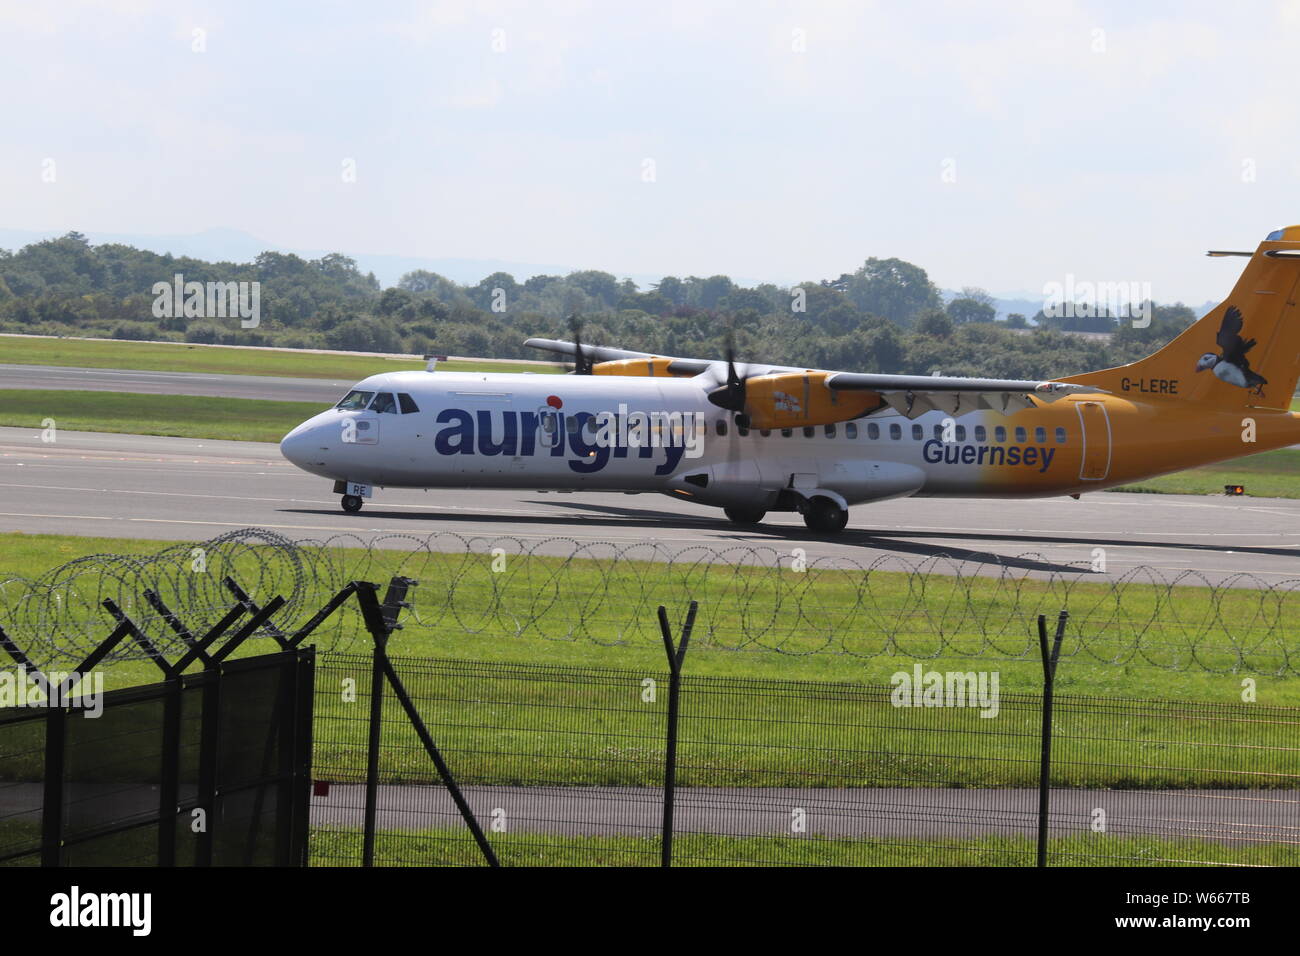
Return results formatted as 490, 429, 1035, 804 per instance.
279, 369, 1088, 512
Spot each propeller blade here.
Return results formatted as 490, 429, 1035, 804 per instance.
708, 324, 750, 426
569, 313, 594, 375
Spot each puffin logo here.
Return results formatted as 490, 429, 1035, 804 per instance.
1196, 306, 1268, 394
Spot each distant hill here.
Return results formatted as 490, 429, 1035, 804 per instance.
0, 227, 735, 290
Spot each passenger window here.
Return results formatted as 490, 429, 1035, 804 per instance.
716, 420, 728, 436
1034, 427, 1047, 444
845, 423, 858, 439
955, 425, 966, 441
738, 423, 750, 437
995, 426, 1007, 442
824, 424, 837, 438
867, 423, 880, 440
933, 424, 944, 440
912, 424, 923, 440
974, 425, 986, 442
584, 418, 599, 435
336, 390, 374, 411
781, 428, 793, 438
1015, 426, 1027, 443
566, 417, 579, 434
1055, 427, 1067, 443
369, 392, 397, 414
398, 393, 419, 414
889, 423, 901, 439
803, 426, 815, 438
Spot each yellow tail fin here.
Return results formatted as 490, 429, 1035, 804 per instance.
1063, 227, 1300, 410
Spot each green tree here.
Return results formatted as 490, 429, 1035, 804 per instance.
946, 296, 996, 324
914, 309, 954, 338
654, 276, 686, 305
843, 258, 941, 326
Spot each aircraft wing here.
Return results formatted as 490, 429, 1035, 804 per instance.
524, 337, 718, 375
524, 337, 1106, 422
824, 372, 1101, 418
524, 337, 656, 365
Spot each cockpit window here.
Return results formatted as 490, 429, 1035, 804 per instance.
336, 390, 374, 410
398, 393, 419, 414
369, 392, 398, 414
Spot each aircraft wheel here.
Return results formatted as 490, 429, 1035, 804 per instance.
803, 497, 848, 533
724, 506, 766, 526
341, 494, 364, 513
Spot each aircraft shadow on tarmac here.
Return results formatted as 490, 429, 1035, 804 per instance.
533, 501, 1300, 559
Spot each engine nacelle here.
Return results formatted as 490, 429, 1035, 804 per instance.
743, 371, 881, 429
593, 357, 691, 377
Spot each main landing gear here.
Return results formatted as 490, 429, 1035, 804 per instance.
724, 506, 767, 526
723, 496, 850, 534
802, 496, 849, 534
341, 494, 364, 513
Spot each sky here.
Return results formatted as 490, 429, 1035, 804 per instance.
3, 0, 1300, 303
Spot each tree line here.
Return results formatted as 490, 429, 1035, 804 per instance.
0, 232, 1201, 379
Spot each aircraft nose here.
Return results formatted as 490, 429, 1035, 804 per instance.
280, 412, 343, 478
279, 424, 314, 467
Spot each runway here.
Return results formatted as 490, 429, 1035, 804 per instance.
0, 363, 350, 405
1, 426, 1297, 583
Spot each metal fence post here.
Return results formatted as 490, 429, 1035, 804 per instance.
196, 666, 221, 866
657, 601, 697, 868
40, 705, 65, 867
158, 677, 181, 866
1037, 609, 1068, 868
354, 580, 500, 867
361, 618, 386, 867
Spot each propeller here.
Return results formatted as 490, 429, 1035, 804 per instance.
707, 325, 751, 428
569, 313, 594, 374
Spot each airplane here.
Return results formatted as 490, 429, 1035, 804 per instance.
279, 227, 1300, 534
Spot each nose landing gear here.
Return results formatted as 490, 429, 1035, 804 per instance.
340, 494, 364, 513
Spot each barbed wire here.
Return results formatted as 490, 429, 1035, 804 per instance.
1, 527, 1297, 674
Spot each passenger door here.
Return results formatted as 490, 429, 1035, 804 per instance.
1076, 401, 1111, 480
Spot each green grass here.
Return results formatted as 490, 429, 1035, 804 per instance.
1112, 447, 1300, 498
8, 820, 1286, 868
0, 334, 563, 377
309, 654, 1299, 791
3, 531, 1298, 702
3, 531, 1299, 795
310, 827, 1298, 867
0, 389, 320, 442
